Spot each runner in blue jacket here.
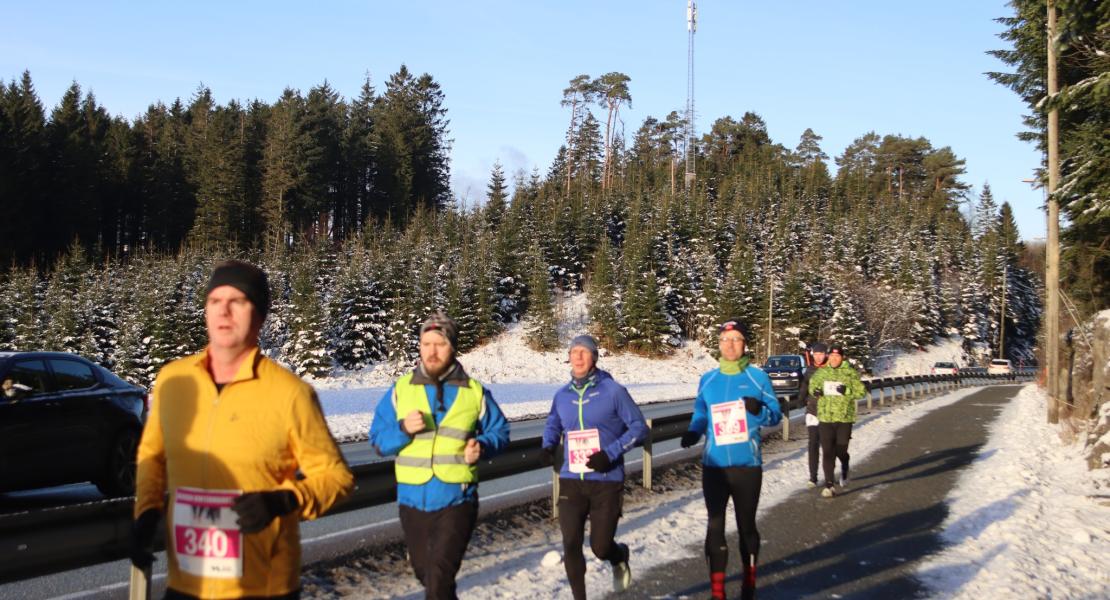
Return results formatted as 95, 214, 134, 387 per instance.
541, 335, 647, 600
680, 318, 782, 600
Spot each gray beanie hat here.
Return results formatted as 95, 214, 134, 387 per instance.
569, 334, 599, 362
420, 312, 459, 349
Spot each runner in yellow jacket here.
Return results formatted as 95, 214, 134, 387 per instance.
133, 260, 353, 599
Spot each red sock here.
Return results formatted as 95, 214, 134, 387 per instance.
711, 571, 726, 599
744, 562, 757, 589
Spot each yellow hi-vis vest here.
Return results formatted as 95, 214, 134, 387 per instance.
393, 373, 484, 485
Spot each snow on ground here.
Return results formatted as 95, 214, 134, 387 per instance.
916, 385, 1110, 598
303, 382, 993, 599
306, 293, 718, 442
870, 336, 966, 377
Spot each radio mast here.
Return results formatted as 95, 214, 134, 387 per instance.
684, 0, 697, 190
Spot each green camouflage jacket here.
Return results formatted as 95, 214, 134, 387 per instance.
808, 363, 865, 423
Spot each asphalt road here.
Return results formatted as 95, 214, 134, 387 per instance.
612, 384, 1023, 600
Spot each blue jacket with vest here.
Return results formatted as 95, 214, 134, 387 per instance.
542, 368, 648, 483
369, 361, 510, 512
688, 361, 782, 468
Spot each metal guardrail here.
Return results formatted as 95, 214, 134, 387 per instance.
0, 369, 1035, 583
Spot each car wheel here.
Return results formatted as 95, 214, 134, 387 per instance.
95, 428, 139, 497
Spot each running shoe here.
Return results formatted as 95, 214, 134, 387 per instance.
612, 543, 632, 592
821, 486, 836, 498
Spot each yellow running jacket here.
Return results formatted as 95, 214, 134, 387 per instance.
135, 347, 353, 598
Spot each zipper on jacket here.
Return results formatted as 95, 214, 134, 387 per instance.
573, 382, 593, 480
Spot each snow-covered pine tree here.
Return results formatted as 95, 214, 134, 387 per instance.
715, 237, 765, 353
0, 265, 43, 351
828, 280, 871, 369
524, 246, 560, 351
586, 234, 623, 347
77, 263, 121, 368
283, 252, 332, 378
330, 244, 387, 370
619, 226, 672, 355
42, 243, 90, 353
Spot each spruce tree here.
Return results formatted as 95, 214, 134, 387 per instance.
587, 235, 623, 347
524, 247, 560, 351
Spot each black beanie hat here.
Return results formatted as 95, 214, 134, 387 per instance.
205, 260, 271, 319
809, 341, 829, 353
718, 318, 750, 339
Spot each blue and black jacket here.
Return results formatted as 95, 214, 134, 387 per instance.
688, 360, 783, 468
542, 368, 648, 483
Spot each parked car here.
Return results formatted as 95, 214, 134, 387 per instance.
761, 354, 807, 395
931, 362, 959, 376
987, 359, 1013, 375
0, 352, 147, 496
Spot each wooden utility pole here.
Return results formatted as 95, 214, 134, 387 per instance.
1046, 0, 1061, 423
766, 276, 774, 358
998, 264, 1008, 359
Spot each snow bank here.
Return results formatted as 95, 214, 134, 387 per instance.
916, 385, 1110, 598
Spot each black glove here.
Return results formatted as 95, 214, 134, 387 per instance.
680, 430, 701, 448
231, 490, 299, 534
585, 450, 613, 472
129, 508, 161, 570
812, 388, 823, 397
743, 396, 764, 416
835, 384, 846, 394
539, 446, 555, 467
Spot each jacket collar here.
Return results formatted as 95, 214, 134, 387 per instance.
193, 346, 262, 384
411, 360, 470, 386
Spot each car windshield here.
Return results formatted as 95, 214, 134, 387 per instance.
991, 360, 1010, 366
765, 357, 800, 369
934, 362, 955, 368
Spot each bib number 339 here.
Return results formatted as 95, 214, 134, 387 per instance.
173, 487, 244, 579
567, 428, 601, 474
711, 400, 749, 445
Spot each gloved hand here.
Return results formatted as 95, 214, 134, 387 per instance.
231, 490, 299, 534
812, 388, 823, 397
129, 508, 161, 570
585, 450, 613, 472
835, 384, 846, 394
680, 430, 701, 448
743, 396, 764, 416
539, 446, 555, 467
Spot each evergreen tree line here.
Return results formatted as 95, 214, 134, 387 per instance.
0, 66, 450, 268
989, 0, 1109, 316
0, 69, 1043, 385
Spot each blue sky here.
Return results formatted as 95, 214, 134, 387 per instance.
2, 1, 1046, 241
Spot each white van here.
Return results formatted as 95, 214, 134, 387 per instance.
987, 359, 1012, 375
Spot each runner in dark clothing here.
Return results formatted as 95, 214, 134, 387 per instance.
802, 342, 829, 487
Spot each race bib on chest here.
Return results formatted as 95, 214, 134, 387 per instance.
711, 400, 749, 445
823, 381, 844, 396
567, 428, 601, 474
173, 487, 243, 579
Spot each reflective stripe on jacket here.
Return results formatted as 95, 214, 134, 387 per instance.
394, 372, 483, 484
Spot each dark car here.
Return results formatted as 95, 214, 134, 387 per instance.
761, 354, 807, 395
0, 352, 147, 497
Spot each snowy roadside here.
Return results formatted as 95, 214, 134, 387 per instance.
302, 383, 987, 599
916, 385, 1110, 598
